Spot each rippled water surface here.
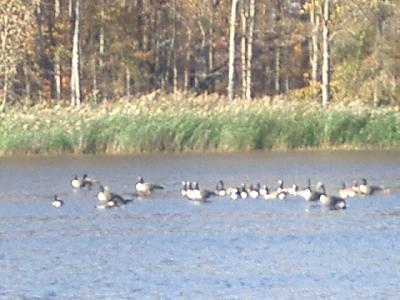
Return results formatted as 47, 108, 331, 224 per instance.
1, 151, 400, 299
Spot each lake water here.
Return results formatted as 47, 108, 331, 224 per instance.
1, 151, 400, 299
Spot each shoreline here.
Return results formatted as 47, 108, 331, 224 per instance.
1, 94, 399, 156
1, 146, 400, 157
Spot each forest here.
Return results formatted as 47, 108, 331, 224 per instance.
0, 0, 399, 154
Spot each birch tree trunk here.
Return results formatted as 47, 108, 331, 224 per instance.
321, 0, 331, 106
274, 46, 280, 94
161, 8, 169, 91
92, 57, 97, 103
54, 0, 61, 100
97, 0, 106, 100
70, 0, 81, 107
1, 13, 8, 110
184, 26, 192, 92
172, 0, 178, 93
68, 0, 73, 18
208, 0, 214, 92
310, 0, 319, 83
24, 57, 32, 102
126, 66, 131, 97
240, 1, 247, 100
35, 1, 44, 102
245, 0, 255, 100
1, 69, 8, 110
99, 0, 105, 69
228, 0, 239, 101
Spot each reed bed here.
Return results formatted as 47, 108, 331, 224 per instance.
0, 92, 399, 155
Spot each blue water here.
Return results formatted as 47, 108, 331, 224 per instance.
0, 151, 399, 299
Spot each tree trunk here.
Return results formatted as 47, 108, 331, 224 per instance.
99, 0, 105, 69
1, 15, 8, 110
208, 0, 215, 92
184, 27, 192, 92
35, 1, 44, 103
136, 0, 144, 51
274, 46, 280, 94
152, 10, 160, 89
69, 0, 73, 18
321, 0, 331, 106
70, 0, 81, 107
161, 7, 169, 91
55, 0, 60, 16
55, 0, 62, 101
246, 0, 255, 100
310, 0, 319, 83
47, 0, 57, 100
285, 75, 289, 92
24, 57, 32, 103
54, 55, 62, 100
126, 66, 131, 97
92, 56, 97, 103
1, 68, 8, 111
228, 0, 239, 101
240, 0, 247, 100
172, 0, 177, 93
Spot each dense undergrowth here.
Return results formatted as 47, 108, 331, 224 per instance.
0, 93, 399, 155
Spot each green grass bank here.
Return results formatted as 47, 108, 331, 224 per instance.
1, 93, 399, 155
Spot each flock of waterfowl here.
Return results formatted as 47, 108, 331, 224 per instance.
52, 175, 390, 211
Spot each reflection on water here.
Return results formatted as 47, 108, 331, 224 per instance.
0, 151, 400, 298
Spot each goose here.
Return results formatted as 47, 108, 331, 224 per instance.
81, 174, 96, 189
109, 193, 127, 206
215, 180, 227, 197
319, 184, 346, 210
97, 185, 112, 202
135, 176, 164, 196
339, 182, 356, 199
96, 192, 128, 209
351, 180, 361, 194
228, 186, 240, 200
297, 179, 323, 202
276, 179, 287, 194
248, 183, 260, 199
181, 181, 189, 197
97, 198, 120, 210
52, 195, 63, 208
358, 178, 388, 195
287, 184, 298, 196
239, 184, 248, 199
186, 181, 216, 202
263, 186, 286, 200
71, 174, 96, 189
71, 176, 81, 189
259, 184, 268, 197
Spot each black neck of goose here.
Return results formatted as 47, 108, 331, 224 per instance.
320, 184, 327, 195
278, 180, 283, 188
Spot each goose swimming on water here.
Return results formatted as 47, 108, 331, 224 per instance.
52, 195, 63, 208
135, 176, 164, 196
319, 184, 347, 210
